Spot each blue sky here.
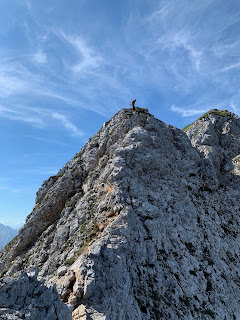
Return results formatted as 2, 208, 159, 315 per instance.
1, 0, 240, 227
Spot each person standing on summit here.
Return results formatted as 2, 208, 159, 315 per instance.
130, 99, 136, 110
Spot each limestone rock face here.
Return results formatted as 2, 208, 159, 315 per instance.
185, 109, 240, 178
0, 271, 71, 320
0, 108, 240, 319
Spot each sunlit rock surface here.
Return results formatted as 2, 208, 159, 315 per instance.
1, 108, 240, 319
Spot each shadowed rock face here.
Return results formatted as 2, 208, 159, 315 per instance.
1, 108, 240, 319
0, 271, 71, 320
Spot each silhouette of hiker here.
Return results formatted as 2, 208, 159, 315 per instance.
130, 99, 136, 110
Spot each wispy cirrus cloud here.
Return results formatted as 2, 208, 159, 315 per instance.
230, 90, 240, 115
3, 0, 240, 126
52, 112, 84, 136
220, 61, 240, 73
0, 103, 86, 137
0, 105, 46, 127
57, 31, 103, 74
171, 105, 209, 117
0, 61, 47, 98
129, 0, 240, 116
23, 0, 32, 13
0, 185, 22, 193
3, 0, 240, 230
20, 168, 58, 175
31, 50, 47, 65
24, 135, 70, 146
0, 30, 121, 120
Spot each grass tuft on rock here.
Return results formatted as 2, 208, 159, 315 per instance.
182, 109, 235, 132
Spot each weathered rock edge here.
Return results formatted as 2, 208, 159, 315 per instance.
0, 270, 71, 320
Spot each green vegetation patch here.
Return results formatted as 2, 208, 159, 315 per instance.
64, 219, 99, 265
134, 107, 149, 114
65, 198, 77, 208
182, 123, 193, 132
65, 256, 75, 266
198, 109, 233, 120
182, 109, 235, 132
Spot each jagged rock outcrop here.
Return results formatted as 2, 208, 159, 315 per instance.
1, 107, 240, 319
0, 270, 71, 320
185, 109, 240, 181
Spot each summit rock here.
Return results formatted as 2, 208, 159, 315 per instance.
0, 108, 240, 319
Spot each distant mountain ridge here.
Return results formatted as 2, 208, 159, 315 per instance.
0, 223, 18, 249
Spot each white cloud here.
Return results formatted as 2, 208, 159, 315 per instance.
230, 102, 240, 114
58, 31, 103, 73
220, 61, 240, 72
230, 92, 240, 114
24, 135, 70, 146
0, 185, 22, 193
31, 50, 47, 64
21, 168, 58, 175
4, 1, 240, 129
148, 3, 171, 21
22, 0, 32, 13
52, 112, 84, 136
161, 31, 202, 71
0, 105, 88, 136
0, 62, 45, 98
0, 47, 114, 118
0, 73, 29, 97
0, 105, 46, 127
171, 105, 209, 117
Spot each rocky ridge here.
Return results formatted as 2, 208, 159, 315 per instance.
0, 107, 240, 319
